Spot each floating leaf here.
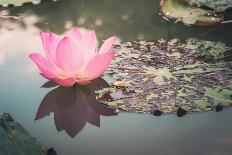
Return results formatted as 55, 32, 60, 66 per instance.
185, 0, 232, 12
0, 0, 42, 7
96, 39, 232, 115
185, 39, 226, 61
160, 0, 223, 26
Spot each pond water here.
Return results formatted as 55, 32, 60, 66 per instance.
0, 0, 232, 155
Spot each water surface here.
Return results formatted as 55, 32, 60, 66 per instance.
0, 0, 232, 155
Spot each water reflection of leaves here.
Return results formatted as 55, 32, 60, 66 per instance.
35, 78, 117, 137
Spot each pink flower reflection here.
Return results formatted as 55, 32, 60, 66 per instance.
35, 78, 117, 137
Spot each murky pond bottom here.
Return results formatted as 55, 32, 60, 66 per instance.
0, 0, 232, 155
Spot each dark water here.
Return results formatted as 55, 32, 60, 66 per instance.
0, 0, 232, 155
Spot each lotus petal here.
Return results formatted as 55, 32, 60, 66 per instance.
84, 51, 115, 80
29, 53, 59, 79
99, 36, 116, 54
56, 37, 84, 74
66, 27, 82, 41
53, 77, 77, 87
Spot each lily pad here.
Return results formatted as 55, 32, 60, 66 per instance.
96, 39, 232, 115
185, 38, 226, 61
185, 0, 232, 12
160, 0, 223, 26
0, 0, 42, 7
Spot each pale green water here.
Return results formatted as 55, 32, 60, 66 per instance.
0, 0, 232, 155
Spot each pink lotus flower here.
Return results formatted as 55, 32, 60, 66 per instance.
29, 27, 116, 86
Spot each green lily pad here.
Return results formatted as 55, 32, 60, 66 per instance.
160, 0, 223, 26
185, 0, 232, 12
96, 39, 232, 115
0, 0, 42, 7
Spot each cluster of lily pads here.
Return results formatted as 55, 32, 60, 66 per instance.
96, 39, 232, 116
